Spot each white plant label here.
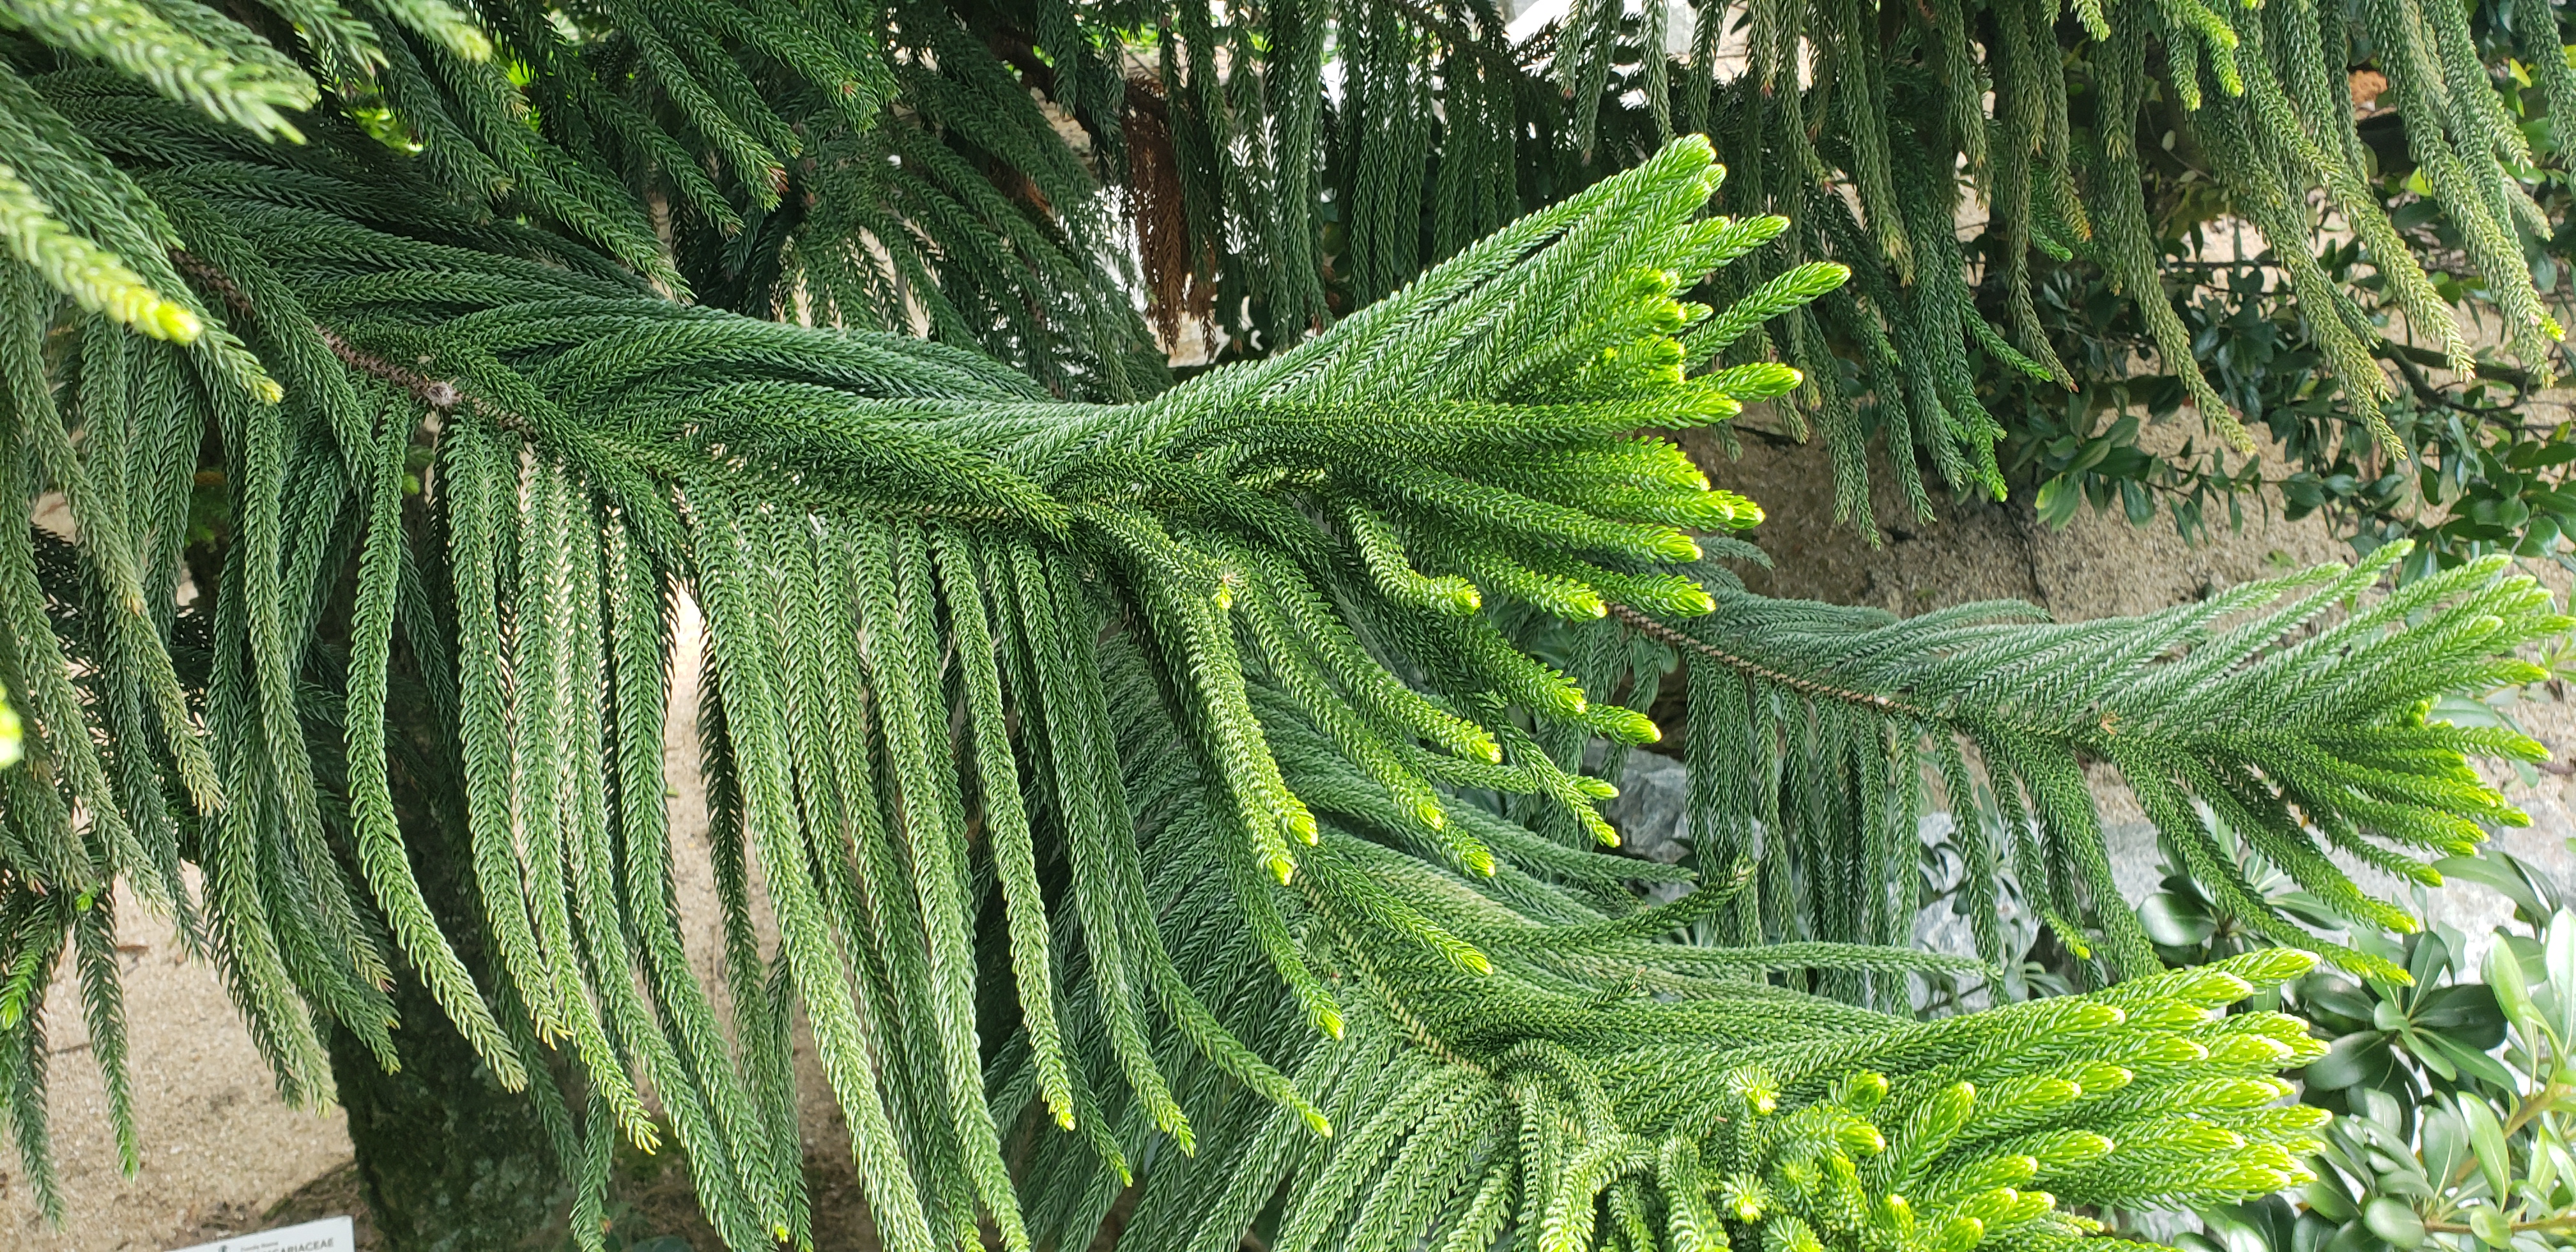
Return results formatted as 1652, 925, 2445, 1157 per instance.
169, 1215, 356, 1252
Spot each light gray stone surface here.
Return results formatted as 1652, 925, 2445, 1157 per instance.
1601, 750, 1694, 864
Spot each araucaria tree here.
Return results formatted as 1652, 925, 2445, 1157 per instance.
0, 3, 2567, 1251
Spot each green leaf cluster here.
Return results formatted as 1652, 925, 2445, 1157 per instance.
2166, 913, 2576, 1252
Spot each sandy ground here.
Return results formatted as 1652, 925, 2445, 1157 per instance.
5, 415, 2570, 1249
0, 885, 354, 1252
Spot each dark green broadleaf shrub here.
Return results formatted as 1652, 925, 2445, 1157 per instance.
2135, 887, 2576, 1252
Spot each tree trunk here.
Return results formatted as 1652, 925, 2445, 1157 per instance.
330, 982, 572, 1252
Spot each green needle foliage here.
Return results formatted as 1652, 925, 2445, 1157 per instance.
1612, 549, 2562, 991
718, 0, 2576, 526
0, 6, 2562, 1252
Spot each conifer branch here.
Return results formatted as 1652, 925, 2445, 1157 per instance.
0, 10, 2557, 1252
174, 250, 475, 416
1609, 603, 1924, 717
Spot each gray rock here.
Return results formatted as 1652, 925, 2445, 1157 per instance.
1602, 750, 1694, 864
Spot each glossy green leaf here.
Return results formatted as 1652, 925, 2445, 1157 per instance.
2459, 1092, 2513, 1205
2143, 890, 2220, 947
2306, 1032, 2396, 1092
2363, 1198, 2426, 1249
2547, 910, 2576, 1041
2420, 1106, 2471, 1195
2469, 1206, 2513, 1249
2414, 984, 2508, 1046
